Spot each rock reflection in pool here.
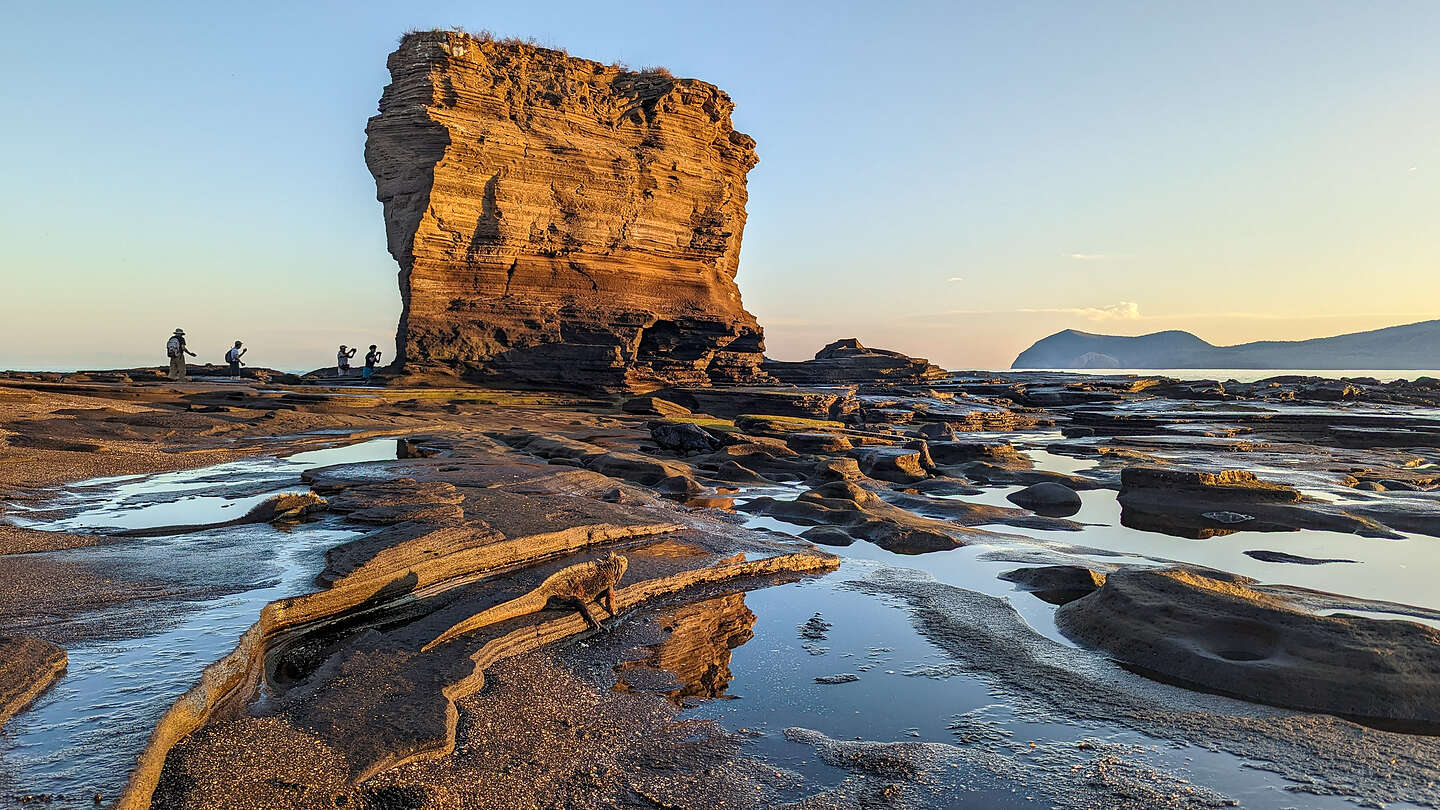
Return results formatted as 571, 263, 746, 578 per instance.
613, 593, 756, 704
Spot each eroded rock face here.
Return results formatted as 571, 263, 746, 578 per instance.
1056, 568, 1440, 727
366, 31, 768, 391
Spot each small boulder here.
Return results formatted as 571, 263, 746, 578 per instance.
785, 432, 854, 454
916, 422, 958, 442
1005, 482, 1082, 517
848, 447, 928, 484
812, 458, 863, 483
1243, 550, 1357, 565
713, 461, 774, 485
800, 526, 856, 547
1000, 565, 1106, 604
653, 475, 705, 496
904, 478, 983, 496
649, 421, 722, 455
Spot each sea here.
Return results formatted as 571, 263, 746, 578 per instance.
976, 368, 1440, 384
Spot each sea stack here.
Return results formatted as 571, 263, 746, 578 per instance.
365, 30, 769, 392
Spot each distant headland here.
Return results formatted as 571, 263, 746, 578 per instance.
1012, 319, 1440, 370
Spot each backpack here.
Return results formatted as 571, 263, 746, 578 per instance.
225, 348, 238, 363
166, 336, 182, 358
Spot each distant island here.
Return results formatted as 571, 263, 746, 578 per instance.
1012, 319, 1440, 370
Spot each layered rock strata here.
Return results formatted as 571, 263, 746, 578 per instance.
366, 31, 768, 391
122, 449, 835, 809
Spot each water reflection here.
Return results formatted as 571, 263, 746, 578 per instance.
614, 592, 756, 704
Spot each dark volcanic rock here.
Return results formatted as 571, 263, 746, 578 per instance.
1118, 465, 1399, 539
366, 31, 769, 392
999, 565, 1106, 604
1120, 467, 1301, 503
1056, 567, 1440, 726
656, 386, 854, 420
1006, 482, 1083, 517
764, 339, 946, 384
847, 446, 929, 483
799, 526, 856, 547
650, 421, 723, 455
1243, 550, 1358, 565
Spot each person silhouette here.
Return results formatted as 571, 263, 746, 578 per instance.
336, 345, 357, 377
225, 341, 247, 380
363, 345, 382, 381
166, 329, 197, 381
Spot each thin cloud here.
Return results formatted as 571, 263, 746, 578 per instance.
910, 306, 1434, 328
1016, 301, 1142, 320
946, 276, 964, 283
1067, 253, 1116, 261
927, 301, 1143, 323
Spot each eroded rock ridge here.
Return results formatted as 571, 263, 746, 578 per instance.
366, 31, 768, 391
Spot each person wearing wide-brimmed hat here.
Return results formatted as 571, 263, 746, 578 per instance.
165, 329, 197, 381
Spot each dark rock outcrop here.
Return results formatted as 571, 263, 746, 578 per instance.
1006, 482, 1083, 517
1117, 466, 1399, 539
366, 31, 768, 391
764, 339, 947, 384
1056, 567, 1440, 727
1000, 565, 1106, 604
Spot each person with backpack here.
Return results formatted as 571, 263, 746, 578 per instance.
225, 341, 247, 380
336, 345, 357, 378
166, 329, 197, 381
363, 345, 382, 381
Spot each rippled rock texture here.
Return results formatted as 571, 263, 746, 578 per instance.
1056, 567, 1440, 728
366, 31, 767, 392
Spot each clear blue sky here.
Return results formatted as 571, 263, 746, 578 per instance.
4, 0, 1438, 371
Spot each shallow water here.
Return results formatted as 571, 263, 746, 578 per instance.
13, 439, 400, 533
2, 430, 1434, 806
720, 437, 1440, 805
671, 572, 1394, 809
955, 485, 1440, 615
967, 368, 1440, 384
0, 439, 397, 800
736, 439, 1440, 617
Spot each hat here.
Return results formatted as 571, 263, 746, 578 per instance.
234, 340, 243, 346
174, 328, 185, 335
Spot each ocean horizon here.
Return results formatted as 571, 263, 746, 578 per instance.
975, 368, 1440, 384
